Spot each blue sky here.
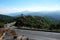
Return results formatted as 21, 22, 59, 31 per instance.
0, 0, 60, 14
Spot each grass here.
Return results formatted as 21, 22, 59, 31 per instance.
16, 26, 60, 33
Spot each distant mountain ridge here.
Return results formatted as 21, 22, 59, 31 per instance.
6, 11, 60, 21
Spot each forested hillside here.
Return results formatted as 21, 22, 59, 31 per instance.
0, 14, 60, 32
15, 15, 60, 32
0, 14, 15, 27
0, 14, 15, 23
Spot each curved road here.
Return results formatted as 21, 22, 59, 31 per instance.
5, 22, 60, 40
14, 29, 60, 40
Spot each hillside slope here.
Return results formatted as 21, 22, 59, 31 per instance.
0, 14, 15, 23
15, 15, 50, 29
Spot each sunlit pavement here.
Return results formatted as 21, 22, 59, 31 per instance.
4, 22, 60, 40
14, 29, 60, 40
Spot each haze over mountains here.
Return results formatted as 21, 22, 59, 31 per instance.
5, 11, 60, 21
0, 11, 60, 21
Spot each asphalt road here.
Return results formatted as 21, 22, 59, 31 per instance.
4, 22, 60, 40
14, 29, 60, 40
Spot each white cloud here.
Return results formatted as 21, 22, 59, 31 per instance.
0, 8, 26, 14
26, 6, 60, 11
0, 6, 60, 14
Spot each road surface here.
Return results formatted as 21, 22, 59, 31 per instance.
4, 22, 16, 28
14, 29, 60, 40
4, 22, 60, 40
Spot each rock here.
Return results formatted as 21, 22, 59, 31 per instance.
16, 35, 24, 40
3, 32, 13, 40
22, 37, 29, 40
0, 33, 6, 40
16, 35, 29, 40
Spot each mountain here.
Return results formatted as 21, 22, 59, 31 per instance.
0, 14, 15, 23
6, 11, 60, 21
7, 11, 32, 17
7, 12, 21, 17
14, 14, 60, 32
15, 16, 50, 28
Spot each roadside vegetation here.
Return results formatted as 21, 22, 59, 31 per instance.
14, 14, 60, 32
0, 23, 5, 28
0, 14, 15, 28
0, 14, 60, 32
